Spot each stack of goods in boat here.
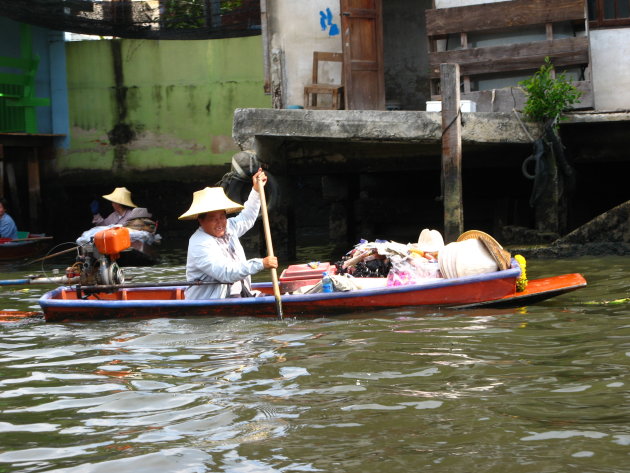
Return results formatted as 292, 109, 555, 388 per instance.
280, 229, 526, 295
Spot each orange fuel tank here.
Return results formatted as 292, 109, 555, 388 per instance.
94, 227, 131, 255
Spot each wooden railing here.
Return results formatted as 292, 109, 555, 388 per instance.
426, 0, 592, 112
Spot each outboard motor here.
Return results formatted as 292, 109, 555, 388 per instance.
75, 227, 130, 286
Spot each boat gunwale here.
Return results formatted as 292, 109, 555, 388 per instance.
0, 234, 49, 247
0, 241, 44, 247
39, 266, 522, 309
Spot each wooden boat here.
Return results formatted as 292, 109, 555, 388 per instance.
0, 233, 52, 261
38, 264, 587, 322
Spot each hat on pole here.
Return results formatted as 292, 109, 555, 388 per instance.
178, 187, 244, 220
417, 228, 445, 253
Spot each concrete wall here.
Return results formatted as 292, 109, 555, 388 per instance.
61, 35, 270, 179
589, 28, 630, 111
267, 0, 343, 108
267, 0, 431, 110
383, 0, 432, 110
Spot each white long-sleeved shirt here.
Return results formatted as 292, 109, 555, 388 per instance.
184, 189, 263, 300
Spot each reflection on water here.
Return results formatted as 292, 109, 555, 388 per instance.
0, 252, 629, 472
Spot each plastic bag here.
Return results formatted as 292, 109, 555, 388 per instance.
387, 255, 442, 287
386, 256, 419, 287
409, 258, 441, 279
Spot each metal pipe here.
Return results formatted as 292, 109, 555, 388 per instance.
0, 276, 79, 286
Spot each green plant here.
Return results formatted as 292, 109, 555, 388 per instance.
519, 57, 582, 123
162, 0, 206, 29
221, 0, 244, 13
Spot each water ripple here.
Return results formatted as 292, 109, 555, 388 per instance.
0, 256, 628, 472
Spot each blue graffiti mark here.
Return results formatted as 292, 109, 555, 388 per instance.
320, 10, 328, 31
325, 7, 333, 25
319, 7, 339, 36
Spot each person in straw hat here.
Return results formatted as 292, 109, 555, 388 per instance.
91, 187, 152, 227
179, 168, 278, 300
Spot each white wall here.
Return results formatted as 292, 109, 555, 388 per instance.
589, 28, 630, 111
269, 0, 342, 108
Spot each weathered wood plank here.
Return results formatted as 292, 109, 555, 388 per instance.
6, 161, 20, 226
27, 148, 40, 230
429, 37, 589, 78
458, 80, 593, 112
0, 145, 3, 197
426, 0, 586, 37
440, 64, 463, 243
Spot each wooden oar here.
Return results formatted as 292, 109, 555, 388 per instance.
258, 175, 284, 320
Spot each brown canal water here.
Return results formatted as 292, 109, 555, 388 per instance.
0, 247, 628, 473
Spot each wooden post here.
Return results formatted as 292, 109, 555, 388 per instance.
440, 63, 464, 243
27, 147, 40, 231
0, 145, 4, 197
535, 129, 561, 235
6, 161, 20, 225
460, 33, 471, 93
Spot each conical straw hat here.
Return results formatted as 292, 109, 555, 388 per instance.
102, 187, 137, 208
178, 187, 244, 220
456, 230, 512, 271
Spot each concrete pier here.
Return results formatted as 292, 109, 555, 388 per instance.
231, 108, 630, 258
233, 109, 539, 152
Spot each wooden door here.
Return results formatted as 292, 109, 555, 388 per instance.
340, 0, 385, 110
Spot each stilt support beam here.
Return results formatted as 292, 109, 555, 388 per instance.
440, 63, 464, 243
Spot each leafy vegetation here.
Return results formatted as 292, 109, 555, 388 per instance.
161, 0, 244, 29
162, 0, 206, 29
221, 1, 243, 13
519, 57, 582, 123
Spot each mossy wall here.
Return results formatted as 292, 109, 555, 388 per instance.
60, 35, 270, 181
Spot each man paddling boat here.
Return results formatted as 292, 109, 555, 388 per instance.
179, 168, 278, 300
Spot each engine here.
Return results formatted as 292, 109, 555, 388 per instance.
70, 227, 130, 287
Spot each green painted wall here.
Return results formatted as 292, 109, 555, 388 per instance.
60, 35, 269, 177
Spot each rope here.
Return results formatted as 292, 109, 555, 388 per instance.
442, 107, 462, 135
512, 108, 536, 142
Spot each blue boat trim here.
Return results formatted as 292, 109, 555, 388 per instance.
39, 266, 521, 311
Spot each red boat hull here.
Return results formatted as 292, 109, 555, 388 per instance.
39, 268, 587, 323
0, 236, 51, 261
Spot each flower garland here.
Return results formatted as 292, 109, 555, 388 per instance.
515, 254, 528, 292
